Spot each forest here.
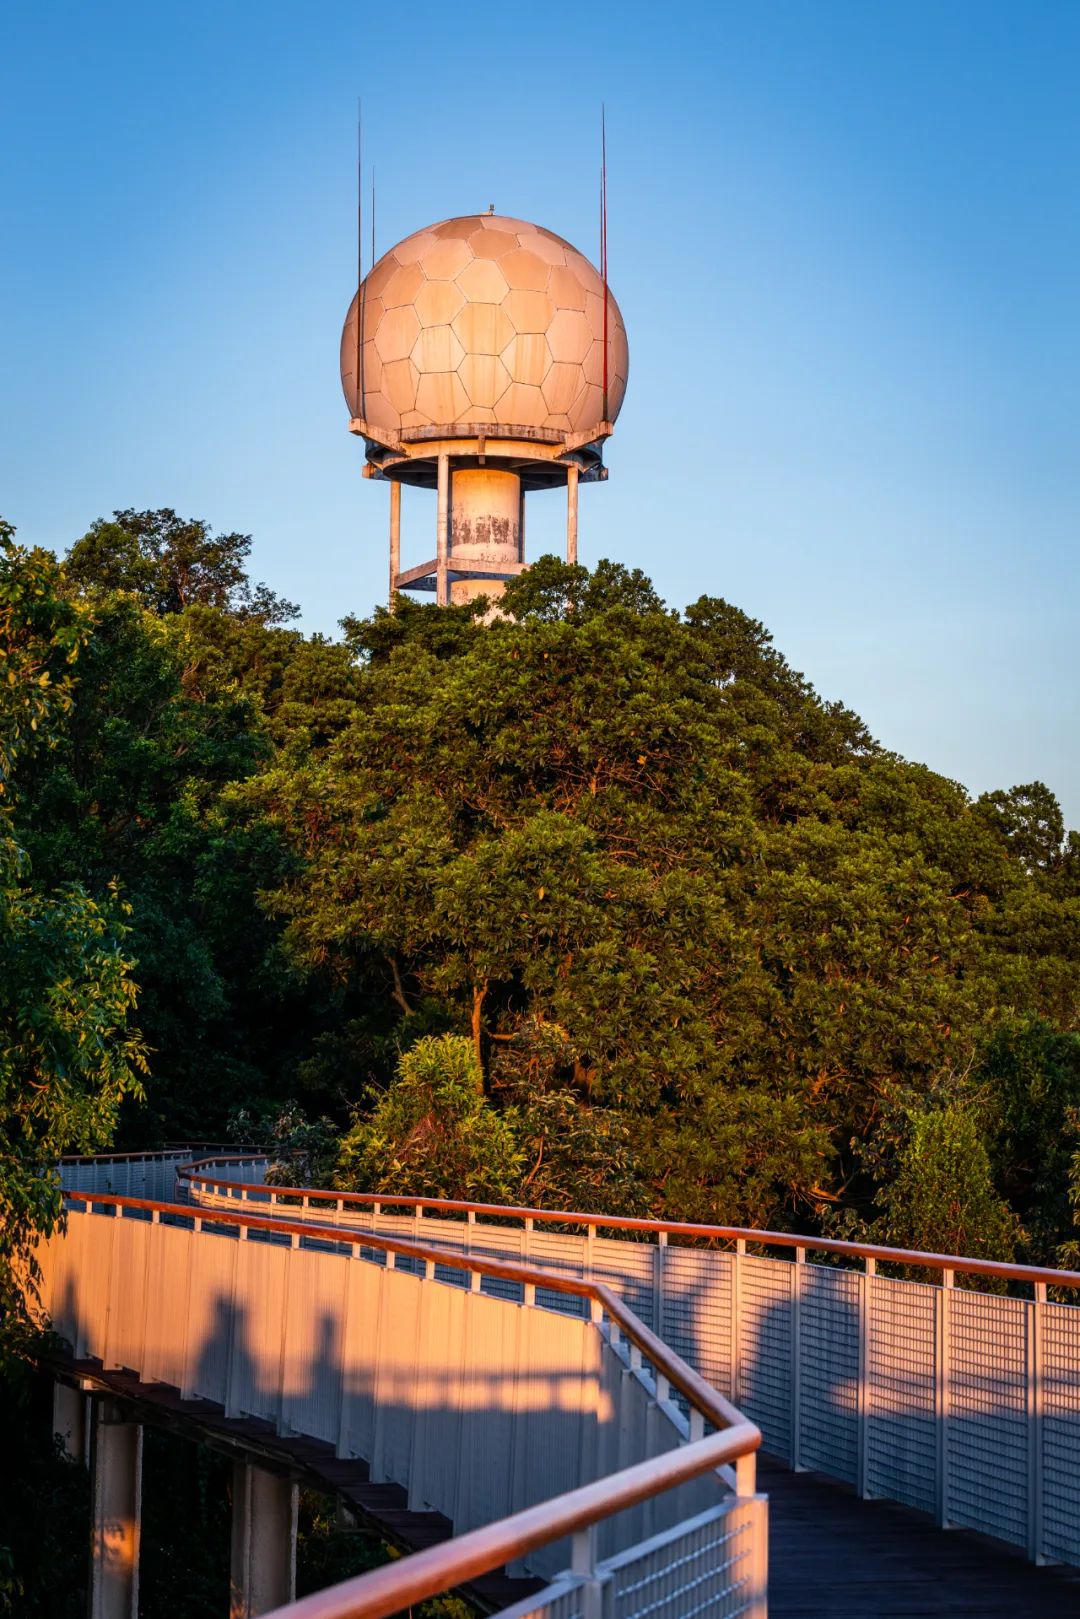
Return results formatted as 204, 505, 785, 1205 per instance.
2, 507, 1079, 1611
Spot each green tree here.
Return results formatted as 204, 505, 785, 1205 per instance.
334, 1035, 526, 1202
65, 507, 298, 624
977, 1018, 1080, 1263
977, 781, 1067, 874
259, 558, 1079, 1230
14, 524, 364, 1139
0, 527, 147, 1348
870, 1095, 1021, 1264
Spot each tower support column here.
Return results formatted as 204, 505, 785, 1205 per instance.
448, 466, 521, 607
89, 1398, 142, 1619
388, 478, 401, 609
566, 464, 579, 565
436, 453, 450, 606
229, 1460, 298, 1618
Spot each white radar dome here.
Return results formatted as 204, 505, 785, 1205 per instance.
341, 214, 629, 438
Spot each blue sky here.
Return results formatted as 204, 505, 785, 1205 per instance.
2, 2, 1078, 825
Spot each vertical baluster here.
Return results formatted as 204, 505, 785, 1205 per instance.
731, 1238, 746, 1405
935, 1267, 953, 1527
791, 1246, 805, 1470
653, 1229, 668, 1337
571, 1525, 603, 1619
857, 1255, 875, 1498
1027, 1280, 1046, 1562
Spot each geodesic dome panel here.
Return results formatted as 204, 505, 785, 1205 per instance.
340, 215, 628, 437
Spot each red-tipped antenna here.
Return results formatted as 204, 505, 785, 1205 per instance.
601, 104, 609, 422
356, 101, 364, 420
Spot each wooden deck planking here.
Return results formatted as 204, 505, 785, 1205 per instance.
762, 1457, 1080, 1617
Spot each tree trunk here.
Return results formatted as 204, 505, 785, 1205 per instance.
471, 982, 487, 1085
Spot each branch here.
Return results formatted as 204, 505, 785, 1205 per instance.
387, 956, 414, 1017
523, 1135, 545, 1187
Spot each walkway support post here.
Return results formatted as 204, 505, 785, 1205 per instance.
89, 1397, 142, 1619
53, 1379, 87, 1465
230, 1460, 298, 1618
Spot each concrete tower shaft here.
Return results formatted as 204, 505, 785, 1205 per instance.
448, 468, 522, 606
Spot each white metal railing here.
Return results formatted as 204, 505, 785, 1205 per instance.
183, 1162, 1080, 1568
36, 1193, 766, 1615
495, 1500, 765, 1619
58, 1146, 268, 1205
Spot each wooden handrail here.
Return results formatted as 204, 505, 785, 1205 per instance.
178, 1157, 1080, 1292
62, 1191, 753, 1437
261, 1421, 762, 1619
59, 1144, 265, 1165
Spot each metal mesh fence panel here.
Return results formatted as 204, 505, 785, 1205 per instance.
797, 1264, 859, 1483
865, 1275, 937, 1515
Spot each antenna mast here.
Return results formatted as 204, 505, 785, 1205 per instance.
601, 105, 609, 422
356, 101, 364, 420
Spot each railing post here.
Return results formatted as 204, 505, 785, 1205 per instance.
102, 1202, 121, 1371
1028, 1280, 1046, 1563
735, 1449, 757, 1497
652, 1229, 668, 1336
571, 1525, 603, 1619
791, 1246, 805, 1470
276, 1234, 299, 1435
523, 1217, 535, 1306
336, 1252, 357, 1457
745, 1493, 769, 1619
731, 1238, 745, 1404
857, 1255, 875, 1498
935, 1267, 953, 1528
939, 1262, 952, 1528
467, 1209, 479, 1291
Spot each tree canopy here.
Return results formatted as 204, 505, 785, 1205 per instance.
3, 517, 1079, 1274
0, 526, 146, 1351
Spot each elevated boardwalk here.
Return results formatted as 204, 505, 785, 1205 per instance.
763, 1460, 1080, 1617
38, 1151, 1080, 1619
